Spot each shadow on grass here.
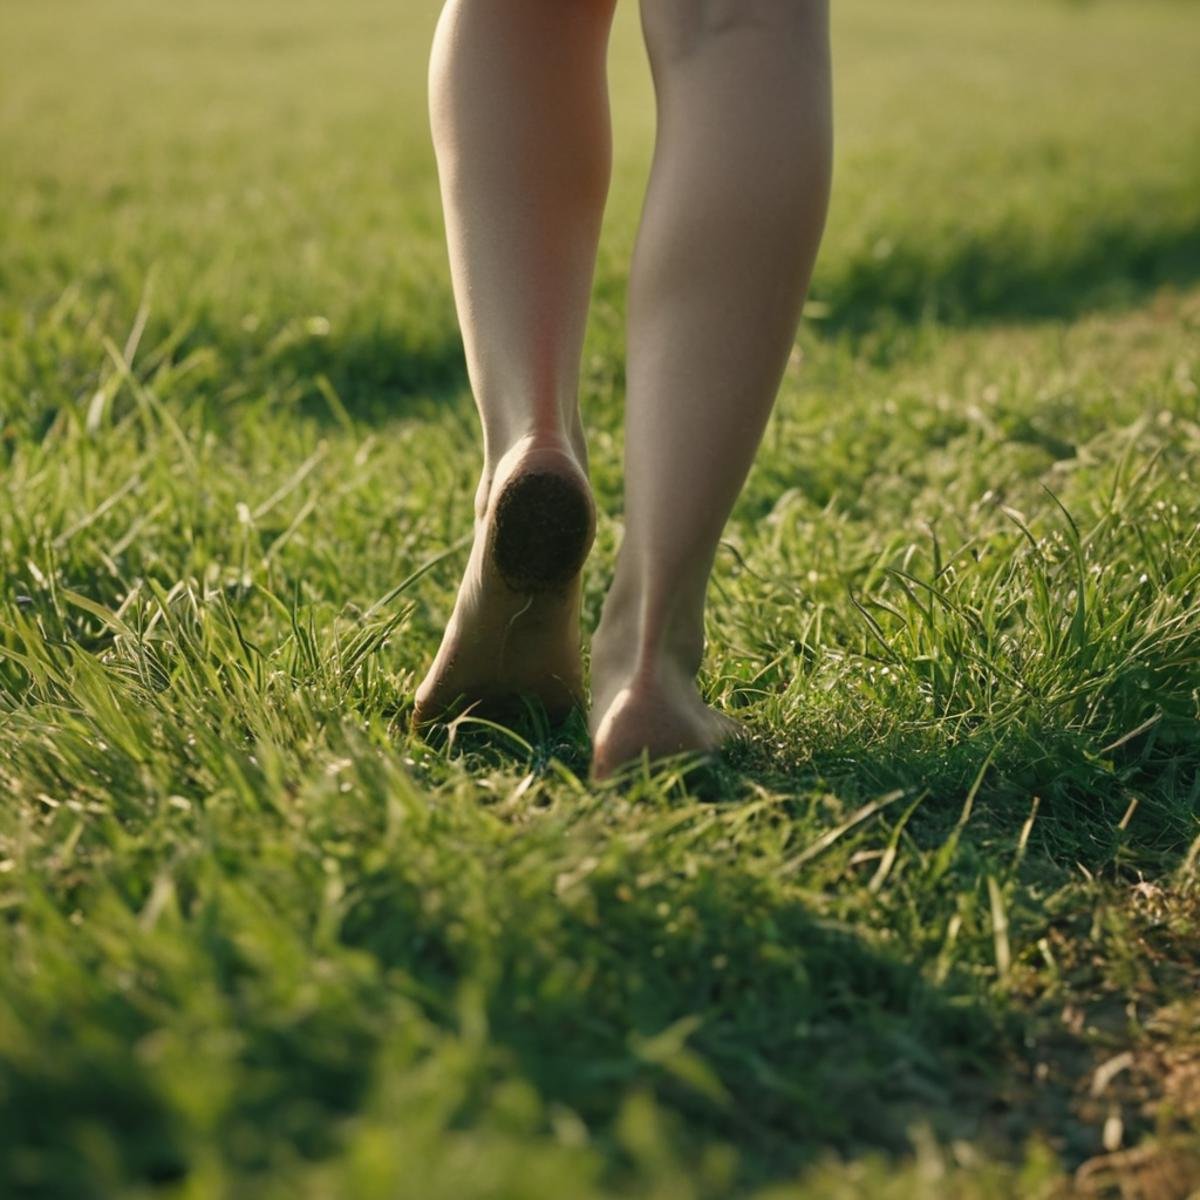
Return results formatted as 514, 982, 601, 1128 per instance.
7, 711, 1173, 1198
738, 713, 1200, 880
191, 209, 1200, 432
373, 712, 1199, 1185
402, 687, 1200, 1178
340, 818, 1010, 1189
353, 726, 1107, 1185
275, 321, 468, 425
149, 308, 470, 429
0, 831, 1019, 1198
814, 210, 1200, 335
294, 211, 1200, 423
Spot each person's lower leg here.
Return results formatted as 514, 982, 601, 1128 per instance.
415, 0, 615, 725
591, 0, 832, 774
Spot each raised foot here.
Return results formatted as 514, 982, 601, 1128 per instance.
490, 468, 593, 593
413, 438, 595, 729
589, 670, 744, 782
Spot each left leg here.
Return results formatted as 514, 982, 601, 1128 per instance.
414, 0, 617, 726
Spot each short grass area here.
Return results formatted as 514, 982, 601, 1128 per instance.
2, 0, 1199, 1196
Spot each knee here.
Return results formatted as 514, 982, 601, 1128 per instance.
642, 0, 824, 65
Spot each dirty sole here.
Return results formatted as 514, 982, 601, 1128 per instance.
488, 469, 594, 593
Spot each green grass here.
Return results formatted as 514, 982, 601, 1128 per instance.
2, 0, 1200, 1196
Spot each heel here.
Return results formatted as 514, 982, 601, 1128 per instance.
488, 470, 593, 592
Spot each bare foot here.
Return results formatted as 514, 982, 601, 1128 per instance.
589, 658, 744, 781
413, 436, 595, 728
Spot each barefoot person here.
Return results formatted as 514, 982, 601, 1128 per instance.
414, 0, 833, 779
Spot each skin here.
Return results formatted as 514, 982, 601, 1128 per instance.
416, 0, 833, 780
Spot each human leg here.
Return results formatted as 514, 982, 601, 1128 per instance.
415, 0, 616, 725
590, 0, 832, 776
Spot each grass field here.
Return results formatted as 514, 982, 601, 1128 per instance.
3, 0, 1200, 1196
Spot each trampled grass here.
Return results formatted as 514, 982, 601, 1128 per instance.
1, 0, 1199, 1196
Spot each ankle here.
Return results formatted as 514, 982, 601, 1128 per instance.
483, 411, 588, 476
592, 571, 706, 689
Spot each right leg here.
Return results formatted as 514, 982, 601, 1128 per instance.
590, 0, 833, 776
414, 0, 616, 725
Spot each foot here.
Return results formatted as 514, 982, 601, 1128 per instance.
590, 575, 745, 779
589, 664, 743, 781
413, 435, 595, 728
